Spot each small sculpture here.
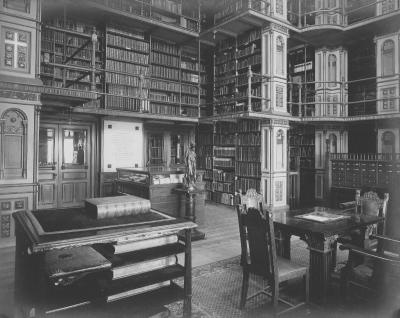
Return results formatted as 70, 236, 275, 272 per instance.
184, 142, 197, 191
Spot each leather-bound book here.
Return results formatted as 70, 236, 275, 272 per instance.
85, 195, 151, 219
44, 246, 112, 285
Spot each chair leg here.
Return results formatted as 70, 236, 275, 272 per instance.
305, 270, 310, 304
240, 269, 249, 309
272, 282, 279, 317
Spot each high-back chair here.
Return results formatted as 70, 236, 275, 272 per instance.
339, 189, 389, 250
236, 189, 309, 316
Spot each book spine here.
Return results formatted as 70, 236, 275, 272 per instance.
114, 234, 178, 254
112, 255, 177, 279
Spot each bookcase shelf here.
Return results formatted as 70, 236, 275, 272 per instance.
40, 17, 104, 101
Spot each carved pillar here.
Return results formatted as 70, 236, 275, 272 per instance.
303, 233, 338, 303
33, 105, 41, 210
261, 119, 289, 211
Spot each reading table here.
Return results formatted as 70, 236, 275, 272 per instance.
13, 207, 196, 318
272, 206, 384, 304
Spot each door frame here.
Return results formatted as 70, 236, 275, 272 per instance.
37, 116, 97, 209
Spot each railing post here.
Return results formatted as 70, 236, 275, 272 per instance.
247, 66, 252, 112
90, 27, 98, 92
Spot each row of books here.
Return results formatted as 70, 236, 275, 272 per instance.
181, 72, 199, 83
106, 47, 149, 65
151, 0, 182, 15
215, 61, 236, 76
149, 92, 180, 103
215, 51, 235, 65
237, 54, 261, 70
182, 84, 199, 95
197, 133, 213, 146
205, 181, 213, 191
42, 42, 99, 62
41, 53, 102, 69
236, 146, 261, 162
214, 134, 235, 146
237, 87, 262, 98
204, 169, 213, 180
106, 33, 150, 53
235, 162, 261, 178
212, 181, 234, 193
214, 158, 234, 168
181, 95, 199, 105
180, 17, 199, 31
214, 85, 235, 96
237, 119, 260, 132
213, 169, 235, 182
215, 122, 237, 134
149, 103, 180, 115
40, 65, 100, 83
181, 60, 200, 72
235, 177, 261, 193
106, 95, 143, 111
105, 73, 148, 87
106, 60, 149, 75
151, 65, 180, 80
151, 79, 180, 92
214, 147, 235, 158
42, 29, 102, 50
237, 43, 260, 59
237, 29, 261, 47
214, 0, 244, 25
290, 147, 314, 158
151, 52, 180, 68
107, 25, 146, 40
151, 39, 179, 56
107, 84, 148, 98
43, 17, 102, 36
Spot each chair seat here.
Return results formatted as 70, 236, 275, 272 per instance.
277, 256, 308, 282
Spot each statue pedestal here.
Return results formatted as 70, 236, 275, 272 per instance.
174, 187, 205, 241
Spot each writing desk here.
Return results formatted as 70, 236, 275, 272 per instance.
272, 207, 384, 303
13, 208, 196, 318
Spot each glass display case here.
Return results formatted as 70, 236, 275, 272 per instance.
116, 166, 185, 216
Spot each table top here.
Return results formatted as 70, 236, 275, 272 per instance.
13, 208, 196, 253
272, 206, 384, 238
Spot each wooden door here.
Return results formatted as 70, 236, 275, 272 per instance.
38, 123, 92, 209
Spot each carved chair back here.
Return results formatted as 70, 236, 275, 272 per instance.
236, 189, 278, 281
356, 190, 389, 235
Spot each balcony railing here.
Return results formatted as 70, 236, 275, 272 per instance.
287, 0, 400, 29
288, 73, 400, 119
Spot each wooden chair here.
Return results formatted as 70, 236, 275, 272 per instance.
338, 189, 389, 250
236, 189, 309, 316
341, 234, 400, 307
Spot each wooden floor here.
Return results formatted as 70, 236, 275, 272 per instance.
0, 202, 241, 318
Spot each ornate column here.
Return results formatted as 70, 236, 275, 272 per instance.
261, 119, 290, 211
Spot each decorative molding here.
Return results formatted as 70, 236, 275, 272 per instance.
0, 89, 39, 101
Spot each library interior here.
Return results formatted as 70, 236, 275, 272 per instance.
0, 0, 400, 317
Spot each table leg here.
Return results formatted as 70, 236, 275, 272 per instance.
275, 229, 291, 259
183, 229, 192, 318
304, 234, 338, 304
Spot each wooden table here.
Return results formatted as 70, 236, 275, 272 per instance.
13, 208, 196, 318
272, 206, 384, 303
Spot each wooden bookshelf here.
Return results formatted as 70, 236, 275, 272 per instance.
213, 28, 263, 115
105, 24, 150, 111
288, 45, 315, 117
235, 119, 261, 193
40, 17, 104, 102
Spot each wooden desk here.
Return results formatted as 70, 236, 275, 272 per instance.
272, 207, 384, 304
13, 208, 196, 318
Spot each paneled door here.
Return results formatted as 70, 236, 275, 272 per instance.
38, 123, 92, 209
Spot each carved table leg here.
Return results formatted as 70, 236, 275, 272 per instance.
304, 233, 338, 304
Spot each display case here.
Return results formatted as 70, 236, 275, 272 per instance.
116, 166, 185, 216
